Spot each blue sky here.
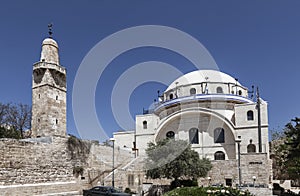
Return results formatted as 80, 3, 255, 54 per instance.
0, 0, 299, 140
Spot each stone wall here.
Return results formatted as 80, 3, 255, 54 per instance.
0, 137, 73, 185
206, 153, 271, 187
0, 136, 272, 195
240, 153, 272, 185
0, 136, 134, 195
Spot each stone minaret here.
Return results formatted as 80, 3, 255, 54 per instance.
31, 37, 67, 137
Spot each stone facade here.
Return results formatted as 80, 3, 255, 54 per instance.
206, 153, 272, 186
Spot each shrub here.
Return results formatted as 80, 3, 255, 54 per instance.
170, 179, 198, 189
73, 166, 84, 177
124, 188, 131, 193
163, 186, 254, 196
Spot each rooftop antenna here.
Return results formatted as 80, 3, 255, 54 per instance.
235, 78, 238, 95
256, 86, 262, 153
248, 85, 255, 99
48, 23, 53, 38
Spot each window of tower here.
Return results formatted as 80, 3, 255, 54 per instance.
247, 110, 254, 121
56, 119, 58, 124
38, 94, 41, 99
143, 121, 147, 129
56, 95, 58, 100
37, 118, 40, 123
169, 93, 174, 100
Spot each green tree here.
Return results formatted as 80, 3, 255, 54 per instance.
145, 139, 212, 184
270, 128, 288, 180
283, 118, 300, 183
271, 118, 300, 185
0, 126, 21, 139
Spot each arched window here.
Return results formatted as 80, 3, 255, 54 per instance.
214, 151, 225, 160
214, 128, 225, 143
238, 90, 242, 96
143, 121, 147, 129
189, 128, 199, 144
169, 93, 174, 100
216, 87, 223, 94
190, 88, 196, 95
166, 131, 175, 139
247, 110, 254, 121
247, 139, 256, 153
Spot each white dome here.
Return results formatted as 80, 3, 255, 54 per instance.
166, 69, 241, 91
42, 38, 58, 48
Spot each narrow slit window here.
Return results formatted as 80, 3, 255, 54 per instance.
189, 128, 199, 144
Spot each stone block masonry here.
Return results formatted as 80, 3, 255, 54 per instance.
0, 136, 134, 195
0, 137, 73, 185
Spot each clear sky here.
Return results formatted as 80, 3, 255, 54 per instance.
0, 0, 299, 141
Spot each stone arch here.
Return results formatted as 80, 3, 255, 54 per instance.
154, 109, 237, 159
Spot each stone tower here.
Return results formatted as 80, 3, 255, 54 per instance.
31, 37, 67, 137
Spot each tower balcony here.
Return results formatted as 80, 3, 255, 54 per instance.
33, 61, 66, 74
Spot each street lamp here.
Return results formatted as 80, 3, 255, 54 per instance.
236, 136, 242, 188
109, 138, 116, 188
252, 176, 256, 186
207, 177, 211, 186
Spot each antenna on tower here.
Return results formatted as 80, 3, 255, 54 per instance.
48, 23, 53, 38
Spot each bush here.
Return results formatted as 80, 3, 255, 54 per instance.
163, 186, 254, 196
124, 187, 131, 193
73, 166, 84, 177
0, 126, 21, 139
164, 187, 207, 196
170, 179, 198, 189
